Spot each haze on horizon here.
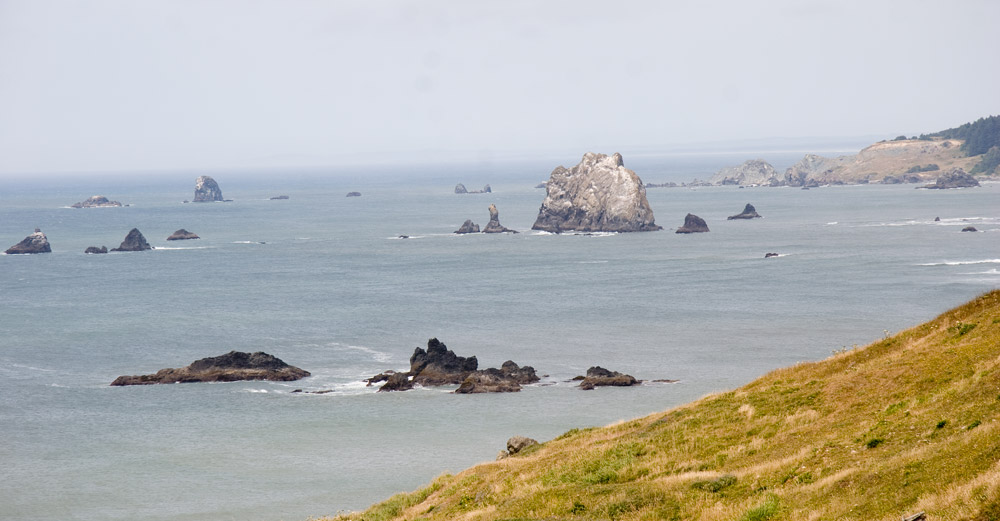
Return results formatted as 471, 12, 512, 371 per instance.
1, 0, 998, 177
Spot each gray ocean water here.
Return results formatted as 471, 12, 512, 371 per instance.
1, 152, 998, 521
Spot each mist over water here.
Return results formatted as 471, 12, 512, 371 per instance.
1, 154, 997, 521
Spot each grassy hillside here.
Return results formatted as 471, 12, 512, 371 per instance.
322, 291, 1000, 521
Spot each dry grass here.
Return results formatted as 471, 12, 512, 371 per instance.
318, 290, 1000, 521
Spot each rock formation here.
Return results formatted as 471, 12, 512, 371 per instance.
345, 192, 361, 197
373, 338, 537, 393
85, 246, 108, 254
166, 229, 199, 241
532, 153, 661, 233
962, 226, 979, 232
455, 183, 468, 194
193, 175, 224, 202
455, 184, 491, 194
675, 213, 709, 233
577, 366, 639, 390
727, 203, 762, 220
455, 361, 540, 394
271, 195, 290, 200
71, 195, 122, 208
710, 160, 780, 186
409, 338, 479, 386
5, 228, 51, 254
111, 228, 152, 252
497, 436, 540, 459
483, 204, 516, 233
111, 351, 310, 386
921, 168, 980, 189
764, 252, 780, 258
455, 219, 481, 234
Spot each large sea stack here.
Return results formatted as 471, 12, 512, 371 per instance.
532, 152, 661, 233
483, 204, 516, 233
193, 176, 224, 202
676, 213, 709, 234
727, 203, 762, 220
111, 228, 152, 252
111, 351, 310, 385
5, 228, 51, 254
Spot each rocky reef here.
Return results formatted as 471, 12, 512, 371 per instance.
455, 219, 480, 234
5, 228, 51, 254
710, 160, 780, 186
455, 184, 491, 194
85, 246, 108, 254
371, 338, 536, 393
921, 168, 980, 189
576, 366, 639, 390
71, 195, 123, 208
727, 203, 762, 220
455, 361, 540, 394
166, 229, 199, 241
111, 228, 152, 252
675, 213, 709, 234
111, 351, 310, 386
483, 204, 516, 233
193, 176, 224, 202
532, 152, 661, 233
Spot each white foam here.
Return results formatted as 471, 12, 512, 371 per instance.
155, 246, 209, 250
578, 260, 610, 264
918, 259, 1000, 267
826, 222, 838, 225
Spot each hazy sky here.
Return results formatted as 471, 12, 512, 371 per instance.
1, 0, 998, 175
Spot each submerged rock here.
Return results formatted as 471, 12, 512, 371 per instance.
71, 195, 122, 208
345, 192, 361, 198
111, 228, 152, 252
271, 195, 291, 200
85, 246, 108, 254
483, 204, 516, 233
962, 226, 979, 232
675, 213, 709, 233
578, 366, 639, 390
764, 252, 780, 258
166, 229, 200, 241
193, 176, 224, 202
727, 203, 762, 220
5, 228, 51, 254
455, 219, 481, 234
921, 168, 980, 189
110, 351, 310, 386
532, 152, 661, 233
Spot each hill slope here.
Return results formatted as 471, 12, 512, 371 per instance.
324, 291, 1000, 521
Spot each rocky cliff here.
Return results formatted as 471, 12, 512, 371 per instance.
782, 139, 975, 186
5, 228, 51, 254
531, 152, 661, 233
710, 160, 780, 186
193, 176, 224, 202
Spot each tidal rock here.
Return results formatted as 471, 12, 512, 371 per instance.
710, 159, 780, 186
271, 195, 290, 200
377, 372, 414, 392
921, 168, 980, 189
764, 252, 780, 258
727, 203, 762, 220
455, 183, 468, 194
5, 228, 51, 254
110, 351, 310, 386
454, 361, 539, 394
578, 366, 638, 390
962, 226, 978, 232
111, 228, 152, 252
455, 219, 481, 234
85, 246, 108, 254
532, 152, 662, 233
374, 338, 536, 393
408, 338, 478, 386
166, 229, 200, 241
675, 213, 709, 233
345, 192, 361, 197
455, 183, 491, 194
193, 175, 224, 202
483, 204, 516, 233
934, 217, 941, 222
71, 195, 122, 208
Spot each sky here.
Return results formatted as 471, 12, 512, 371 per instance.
1, 0, 998, 175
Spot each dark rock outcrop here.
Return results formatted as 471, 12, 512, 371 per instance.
497, 436, 540, 459
111, 228, 152, 252
71, 195, 122, 208
5, 228, 51, 254
577, 366, 639, 390
345, 192, 361, 197
675, 213, 709, 234
455, 183, 468, 194
271, 195, 290, 200
409, 338, 478, 386
962, 226, 979, 232
85, 246, 108, 254
374, 338, 536, 393
532, 152, 661, 233
727, 203, 761, 220
483, 204, 516, 233
193, 176, 224, 202
377, 372, 414, 392
110, 351, 310, 386
764, 252, 780, 258
921, 168, 980, 189
166, 229, 200, 241
455, 361, 540, 394
455, 219, 481, 234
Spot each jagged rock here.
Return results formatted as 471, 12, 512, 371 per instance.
71, 195, 122, 208
921, 168, 980, 189
962, 226, 979, 232
764, 252, 780, 258
454, 361, 539, 394
374, 339, 537, 393
455, 184, 491, 194
454, 183, 468, 194
455, 219, 481, 234
532, 152, 662, 233
111, 228, 152, 252
577, 366, 638, 390
271, 195, 290, 200
166, 229, 200, 241
377, 372, 413, 392
85, 246, 108, 254
408, 338, 478, 386
193, 176, 224, 202
727, 203, 762, 220
345, 192, 361, 197
483, 184, 492, 193
710, 159, 779, 186
675, 213, 709, 234
110, 351, 310, 386
5, 228, 51, 254
498, 360, 540, 384
934, 217, 941, 222
483, 204, 516, 233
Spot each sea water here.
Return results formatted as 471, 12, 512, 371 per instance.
1, 153, 998, 521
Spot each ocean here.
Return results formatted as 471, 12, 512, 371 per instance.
1, 151, 998, 521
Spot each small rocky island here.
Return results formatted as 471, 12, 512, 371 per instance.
455, 184, 491, 194
193, 175, 225, 202
166, 229, 199, 241
455, 219, 480, 234
85, 246, 108, 254
5, 228, 51, 254
575, 366, 639, 390
71, 195, 123, 208
111, 351, 310, 386
920, 168, 980, 189
727, 203, 762, 220
111, 228, 152, 252
345, 192, 361, 197
675, 213, 710, 233
483, 204, 516, 233
532, 152, 661, 233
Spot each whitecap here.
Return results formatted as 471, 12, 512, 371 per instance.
918, 259, 1000, 267
578, 260, 610, 264
826, 222, 838, 225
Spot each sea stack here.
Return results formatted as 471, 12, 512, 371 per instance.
675, 213, 709, 234
727, 203, 762, 220
166, 229, 199, 241
193, 176, 224, 202
71, 195, 123, 208
532, 152, 661, 233
5, 228, 51, 254
455, 219, 481, 234
483, 204, 516, 233
111, 228, 152, 252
